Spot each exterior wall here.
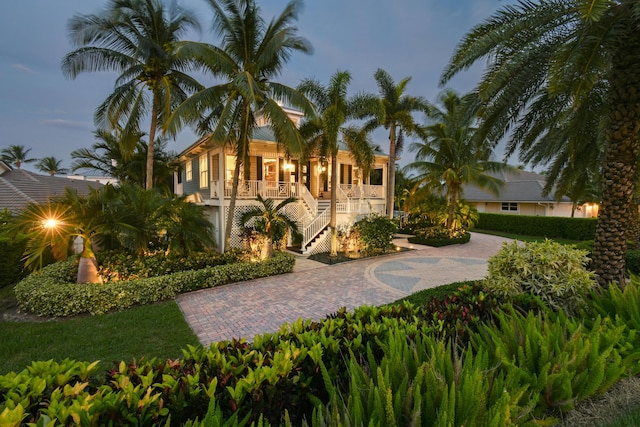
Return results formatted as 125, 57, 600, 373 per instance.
472, 201, 593, 218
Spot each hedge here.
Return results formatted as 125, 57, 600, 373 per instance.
474, 212, 597, 241
14, 252, 295, 317
408, 231, 471, 247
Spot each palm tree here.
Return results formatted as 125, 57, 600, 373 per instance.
168, 0, 314, 251
238, 195, 301, 259
1, 144, 36, 169
297, 70, 376, 256
71, 129, 175, 191
61, 0, 206, 189
15, 187, 117, 283
35, 156, 69, 176
406, 90, 508, 231
355, 69, 430, 218
441, 0, 640, 285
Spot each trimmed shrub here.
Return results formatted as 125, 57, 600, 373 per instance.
408, 226, 471, 247
14, 252, 295, 317
351, 213, 398, 255
475, 212, 597, 241
484, 240, 595, 312
96, 249, 244, 282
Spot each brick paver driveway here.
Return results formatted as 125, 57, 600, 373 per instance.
176, 232, 512, 346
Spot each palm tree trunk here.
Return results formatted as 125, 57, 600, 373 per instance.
386, 124, 397, 219
224, 158, 242, 251
146, 96, 159, 190
447, 191, 458, 232
591, 24, 640, 286
77, 237, 100, 284
330, 154, 338, 256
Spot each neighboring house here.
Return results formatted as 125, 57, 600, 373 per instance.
463, 169, 599, 218
66, 175, 119, 186
0, 161, 103, 215
174, 107, 389, 253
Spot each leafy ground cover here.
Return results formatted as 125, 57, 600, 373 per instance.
308, 246, 411, 265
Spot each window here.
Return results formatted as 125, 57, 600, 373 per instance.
185, 161, 193, 181
501, 202, 518, 212
199, 154, 208, 188
370, 168, 383, 186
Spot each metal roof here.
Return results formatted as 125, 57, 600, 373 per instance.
462, 169, 571, 203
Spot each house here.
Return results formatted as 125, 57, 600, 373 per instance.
173, 107, 389, 254
0, 161, 103, 215
462, 169, 599, 218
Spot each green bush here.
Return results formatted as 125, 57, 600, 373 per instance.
14, 252, 295, 317
484, 239, 595, 312
96, 249, 244, 282
352, 213, 398, 255
408, 226, 471, 247
475, 213, 597, 241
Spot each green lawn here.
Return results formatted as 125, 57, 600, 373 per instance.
471, 228, 584, 245
0, 299, 199, 374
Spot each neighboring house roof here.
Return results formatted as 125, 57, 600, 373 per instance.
463, 169, 571, 203
0, 168, 103, 214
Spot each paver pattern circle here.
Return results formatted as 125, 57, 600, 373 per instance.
177, 232, 512, 346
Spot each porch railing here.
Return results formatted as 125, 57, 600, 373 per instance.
219, 180, 300, 199
298, 184, 317, 216
338, 184, 384, 199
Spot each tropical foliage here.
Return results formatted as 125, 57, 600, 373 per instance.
0, 144, 36, 169
8, 184, 215, 283
71, 128, 176, 191
238, 195, 301, 259
61, 0, 206, 189
441, 0, 640, 285
298, 70, 376, 256
406, 89, 508, 232
168, 0, 313, 251
356, 68, 429, 218
35, 156, 68, 176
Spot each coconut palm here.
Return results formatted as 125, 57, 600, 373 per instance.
355, 69, 430, 218
61, 0, 206, 189
168, 0, 314, 251
441, 0, 640, 285
71, 129, 176, 191
297, 70, 376, 256
1, 144, 36, 169
238, 195, 301, 259
406, 90, 508, 231
35, 156, 69, 176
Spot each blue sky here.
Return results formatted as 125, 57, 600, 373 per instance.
0, 0, 516, 173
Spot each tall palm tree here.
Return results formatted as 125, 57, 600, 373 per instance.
406, 90, 508, 231
169, 0, 314, 251
35, 156, 69, 176
1, 144, 36, 169
441, 0, 640, 285
238, 195, 301, 259
355, 69, 430, 218
61, 0, 206, 189
297, 71, 376, 256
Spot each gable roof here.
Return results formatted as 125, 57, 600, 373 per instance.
462, 169, 570, 203
0, 168, 103, 214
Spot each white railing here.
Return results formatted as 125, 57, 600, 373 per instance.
336, 200, 386, 214
222, 180, 300, 199
298, 184, 317, 216
337, 184, 384, 199
303, 207, 330, 249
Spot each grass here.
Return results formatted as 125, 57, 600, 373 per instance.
471, 228, 583, 245
0, 296, 199, 374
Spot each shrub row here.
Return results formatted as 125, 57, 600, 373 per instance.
96, 249, 244, 282
408, 228, 471, 247
14, 252, 295, 317
3, 278, 640, 425
475, 212, 597, 241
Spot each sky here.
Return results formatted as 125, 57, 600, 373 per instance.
0, 0, 517, 174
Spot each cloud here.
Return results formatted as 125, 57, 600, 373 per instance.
12, 63, 36, 74
40, 119, 92, 131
